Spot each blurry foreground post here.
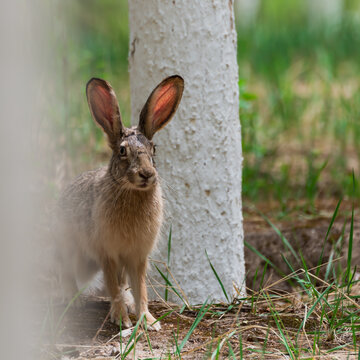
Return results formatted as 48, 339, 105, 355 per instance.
129, 1, 245, 303
0, 1, 42, 358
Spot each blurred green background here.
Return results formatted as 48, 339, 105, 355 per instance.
48, 0, 360, 214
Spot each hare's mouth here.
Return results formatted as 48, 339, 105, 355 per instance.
137, 177, 156, 190
124, 175, 156, 191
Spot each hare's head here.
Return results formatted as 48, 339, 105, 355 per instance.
86, 75, 184, 191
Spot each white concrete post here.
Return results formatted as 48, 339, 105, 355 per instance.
128, 0, 246, 304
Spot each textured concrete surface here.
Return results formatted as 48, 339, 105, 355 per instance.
129, 0, 246, 303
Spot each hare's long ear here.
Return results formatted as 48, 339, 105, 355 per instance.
138, 75, 184, 140
86, 78, 124, 146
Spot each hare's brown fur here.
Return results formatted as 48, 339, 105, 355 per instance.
56, 76, 184, 330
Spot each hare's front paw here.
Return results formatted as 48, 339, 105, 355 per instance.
143, 311, 161, 331
110, 301, 132, 328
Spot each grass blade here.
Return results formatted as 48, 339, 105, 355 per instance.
205, 250, 230, 303
346, 188, 354, 290
165, 226, 172, 301
258, 210, 300, 263
55, 285, 87, 336
172, 330, 181, 356
297, 282, 334, 336
239, 333, 243, 359
245, 241, 285, 276
210, 331, 236, 360
316, 197, 342, 278
179, 301, 211, 352
155, 264, 185, 304
227, 340, 236, 359
280, 254, 303, 291
265, 293, 295, 360
122, 313, 145, 358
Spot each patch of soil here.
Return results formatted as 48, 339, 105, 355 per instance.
41, 299, 234, 359
244, 199, 360, 291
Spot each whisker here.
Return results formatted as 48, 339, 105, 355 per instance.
158, 175, 179, 197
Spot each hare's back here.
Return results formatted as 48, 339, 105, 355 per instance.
58, 167, 107, 227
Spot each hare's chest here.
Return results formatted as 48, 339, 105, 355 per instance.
96, 193, 163, 259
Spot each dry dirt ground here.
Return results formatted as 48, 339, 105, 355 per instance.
39, 199, 360, 359
40, 296, 359, 360
244, 199, 360, 292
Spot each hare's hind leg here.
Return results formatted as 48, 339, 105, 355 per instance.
102, 257, 132, 328
128, 259, 161, 331
118, 265, 135, 315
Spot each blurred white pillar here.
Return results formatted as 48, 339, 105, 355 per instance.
129, 0, 246, 304
0, 1, 45, 358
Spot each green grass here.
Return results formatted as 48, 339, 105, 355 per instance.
238, 11, 360, 206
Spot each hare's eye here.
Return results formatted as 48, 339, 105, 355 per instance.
119, 146, 126, 156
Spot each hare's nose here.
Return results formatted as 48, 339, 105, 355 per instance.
139, 169, 154, 180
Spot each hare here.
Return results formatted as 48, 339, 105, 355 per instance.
56, 75, 184, 331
